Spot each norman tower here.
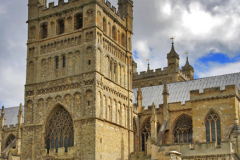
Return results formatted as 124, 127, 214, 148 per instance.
24, 0, 134, 159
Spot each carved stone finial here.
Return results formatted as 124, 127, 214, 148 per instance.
1, 106, 4, 114
163, 83, 169, 95
137, 87, 143, 100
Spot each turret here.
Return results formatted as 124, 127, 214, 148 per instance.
118, 0, 133, 32
1, 106, 5, 128
182, 56, 194, 80
167, 42, 179, 74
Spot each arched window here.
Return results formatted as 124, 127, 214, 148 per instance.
206, 111, 221, 145
108, 22, 111, 37
75, 13, 83, 30
6, 134, 15, 149
62, 56, 66, 68
45, 106, 74, 154
112, 26, 117, 41
121, 33, 125, 47
140, 119, 160, 152
173, 115, 192, 144
103, 18, 107, 33
42, 23, 47, 39
58, 19, 64, 34
56, 57, 59, 69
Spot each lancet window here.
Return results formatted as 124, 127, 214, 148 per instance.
173, 115, 192, 143
45, 106, 74, 154
206, 111, 221, 145
42, 23, 47, 39
63, 56, 66, 68
56, 57, 59, 69
141, 121, 150, 152
58, 20, 65, 34
75, 13, 83, 30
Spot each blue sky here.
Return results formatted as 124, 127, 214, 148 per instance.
0, 0, 240, 107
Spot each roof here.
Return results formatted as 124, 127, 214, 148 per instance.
132, 72, 240, 108
0, 106, 24, 127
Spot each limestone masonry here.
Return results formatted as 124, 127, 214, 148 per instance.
0, 0, 240, 160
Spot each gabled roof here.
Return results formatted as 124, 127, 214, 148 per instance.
0, 106, 24, 126
133, 72, 240, 108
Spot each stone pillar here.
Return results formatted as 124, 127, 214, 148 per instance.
150, 103, 157, 142
162, 83, 170, 121
137, 87, 143, 113
16, 103, 23, 155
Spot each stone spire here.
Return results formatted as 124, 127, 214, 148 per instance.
167, 42, 179, 59
1, 106, 5, 128
147, 62, 150, 72
183, 56, 194, 70
150, 102, 157, 142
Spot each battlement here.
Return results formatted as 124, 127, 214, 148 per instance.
133, 67, 169, 80
118, 0, 133, 6
190, 85, 239, 101
3, 124, 17, 130
36, 0, 126, 21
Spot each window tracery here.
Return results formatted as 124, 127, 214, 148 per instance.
173, 115, 192, 144
45, 106, 74, 154
206, 111, 221, 145
6, 134, 15, 149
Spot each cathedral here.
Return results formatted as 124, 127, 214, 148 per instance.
0, 0, 240, 160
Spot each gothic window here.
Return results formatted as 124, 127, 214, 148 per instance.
141, 121, 150, 152
173, 115, 192, 144
206, 111, 221, 145
42, 23, 48, 39
58, 19, 65, 34
103, 18, 107, 33
6, 134, 15, 149
56, 57, 59, 69
45, 106, 74, 154
63, 56, 66, 68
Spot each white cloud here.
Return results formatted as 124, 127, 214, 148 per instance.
134, 40, 151, 59
196, 61, 240, 78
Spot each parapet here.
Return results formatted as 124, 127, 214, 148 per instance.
3, 124, 17, 131
190, 85, 239, 101
133, 67, 169, 80
36, 0, 126, 21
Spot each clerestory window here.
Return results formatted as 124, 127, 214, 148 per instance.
206, 111, 221, 145
45, 106, 74, 154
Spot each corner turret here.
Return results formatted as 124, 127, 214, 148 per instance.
118, 0, 133, 32
182, 56, 194, 80
167, 42, 180, 81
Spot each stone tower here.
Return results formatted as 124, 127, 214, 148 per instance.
24, 0, 134, 159
167, 42, 180, 82
182, 56, 194, 80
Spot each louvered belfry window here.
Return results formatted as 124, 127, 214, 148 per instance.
45, 106, 74, 154
206, 111, 221, 145
173, 115, 192, 143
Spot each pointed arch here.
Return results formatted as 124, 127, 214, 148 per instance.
112, 25, 117, 41
5, 134, 15, 149
45, 105, 74, 154
173, 114, 192, 144
205, 109, 221, 145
